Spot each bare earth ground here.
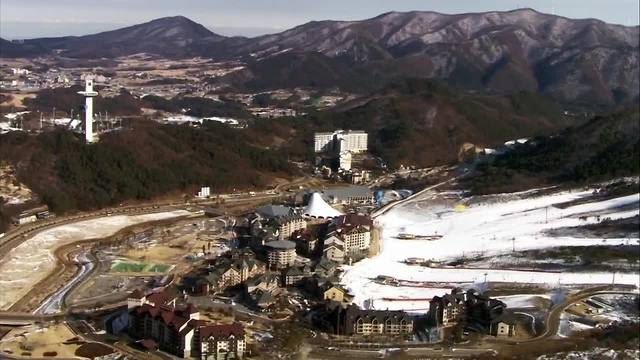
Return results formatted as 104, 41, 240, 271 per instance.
0, 163, 34, 205
0, 323, 84, 359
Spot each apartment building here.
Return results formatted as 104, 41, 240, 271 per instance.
273, 215, 307, 241
333, 305, 414, 336
314, 130, 368, 154
266, 240, 297, 269
127, 289, 246, 359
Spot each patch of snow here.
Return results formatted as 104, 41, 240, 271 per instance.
3, 111, 29, 120
161, 114, 239, 126
538, 348, 639, 360
496, 294, 551, 308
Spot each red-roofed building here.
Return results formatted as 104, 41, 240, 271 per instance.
128, 301, 246, 359
146, 289, 178, 307
127, 288, 177, 309
333, 214, 374, 229
198, 323, 246, 359
129, 303, 201, 357
127, 289, 147, 309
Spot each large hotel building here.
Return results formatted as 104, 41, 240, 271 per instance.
314, 130, 368, 153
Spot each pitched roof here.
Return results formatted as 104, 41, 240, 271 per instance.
134, 304, 192, 330
129, 289, 145, 299
285, 267, 304, 277
343, 304, 413, 324
291, 229, 317, 242
200, 323, 245, 339
341, 224, 369, 235
256, 205, 293, 219
146, 289, 177, 306
272, 213, 305, 226
323, 233, 345, 246
334, 214, 373, 228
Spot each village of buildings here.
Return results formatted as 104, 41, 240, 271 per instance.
0, 70, 638, 359
0, 57, 354, 137
0, 112, 635, 360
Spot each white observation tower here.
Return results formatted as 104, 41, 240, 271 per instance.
78, 78, 98, 143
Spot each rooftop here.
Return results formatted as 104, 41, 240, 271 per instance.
200, 323, 245, 339
323, 186, 373, 200
256, 205, 293, 219
266, 240, 297, 250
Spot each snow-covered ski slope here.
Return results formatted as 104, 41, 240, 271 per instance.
341, 188, 640, 312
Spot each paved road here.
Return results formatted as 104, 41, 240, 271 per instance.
526, 288, 638, 342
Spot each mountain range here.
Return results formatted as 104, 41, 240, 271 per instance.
1, 9, 639, 107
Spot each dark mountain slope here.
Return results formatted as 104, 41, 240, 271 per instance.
1, 16, 224, 58
61, 16, 224, 58
212, 51, 376, 92
233, 9, 639, 107
471, 107, 640, 194
0, 121, 292, 213
0, 37, 52, 58
255, 79, 579, 168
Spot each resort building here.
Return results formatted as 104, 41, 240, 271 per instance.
314, 130, 368, 154
266, 240, 297, 269
332, 305, 414, 336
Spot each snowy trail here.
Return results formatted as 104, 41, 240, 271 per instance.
341, 189, 640, 312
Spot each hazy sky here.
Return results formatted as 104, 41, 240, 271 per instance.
1, 0, 639, 39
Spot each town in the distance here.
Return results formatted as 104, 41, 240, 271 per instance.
0, 3, 639, 360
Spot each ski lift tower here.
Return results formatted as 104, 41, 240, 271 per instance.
78, 78, 98, 143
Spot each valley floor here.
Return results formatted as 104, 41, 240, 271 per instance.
0, 210, 190, 310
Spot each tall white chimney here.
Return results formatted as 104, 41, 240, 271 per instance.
78, 78, 98, 143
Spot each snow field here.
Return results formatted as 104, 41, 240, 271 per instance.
341, 189, 640, 312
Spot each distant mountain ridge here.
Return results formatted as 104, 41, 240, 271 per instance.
234, 9, 638, 107
1, 9, 638, 107
0, 16, 224, 58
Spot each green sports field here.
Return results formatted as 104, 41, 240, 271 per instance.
110, 261, 172, 273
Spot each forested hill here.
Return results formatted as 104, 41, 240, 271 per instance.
471, 107, 640, 194
0, 121, 292, 213
253, 79, 581, 168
